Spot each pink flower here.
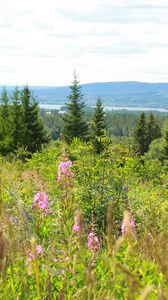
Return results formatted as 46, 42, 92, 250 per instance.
38, 199, 48, 210
72, 223, 81, 232
36, 245, 43, 254
33, 192, 49, 214
26, 252, 35, 275
65, 256, 70, 262
58, 160, 72, 182
53, 258, 58, 263
87, 231, 100, 252
72, 210, 83, 234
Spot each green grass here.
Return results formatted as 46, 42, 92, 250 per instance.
0, 140, 168, 299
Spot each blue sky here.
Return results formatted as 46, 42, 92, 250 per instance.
0, 0, 168, 86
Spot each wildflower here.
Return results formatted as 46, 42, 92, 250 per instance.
58, 160, 72, 182
72, 208, 83, 233
53, 258, 58, 263
121, 211, 135, 238
26, 244, 43, 275
33, 192, 49, 214
87, 231, 100, 252
65, 256, 70, 262
72, 216, 81, 233
25, 252, 34, 275
72, 223, 81, 232
36, 245, 43, 254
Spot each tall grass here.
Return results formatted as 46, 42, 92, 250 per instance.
0, 141, 167, 299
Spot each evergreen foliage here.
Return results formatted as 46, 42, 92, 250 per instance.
0, 127, 168, 298
21, 86, 49, 153
133, 112, 148, 155
146, 113, 161, 145
0, 86, 49, 156
10, 87, 22, 151
63, 73, 88, 143
163, 128, 168, 159
134, 112, 161, 155
91, 98, 106, 154
0, 87, 13, 155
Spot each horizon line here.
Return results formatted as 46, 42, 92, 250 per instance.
1, 80, 168, 88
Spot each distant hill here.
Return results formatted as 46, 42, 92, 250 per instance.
1, 81, 168, 108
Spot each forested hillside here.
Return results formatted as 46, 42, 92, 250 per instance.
0, 80, 168, 299
40, 108, 168, 141
1, 81, 168, 108
1, 0, 168, 297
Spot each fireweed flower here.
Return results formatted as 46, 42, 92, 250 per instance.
87, 231, 100, 252
36, 245, 43, 254
121, 211, 135, 238
25, 252, 35, 275
72, 216, 81, 233
33, 192, 49, 214
26, 246, 43, 275
58, 160, 72, 182
72, 209, 83, 233
65, 256, 70, 262
72, 223, 81, 232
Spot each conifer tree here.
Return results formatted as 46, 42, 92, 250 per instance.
20, 85, 49, 153
146, 113, 161, 146
133, 112, 148, 155
162, 127, 168, 159
63, 73, 88, 143
91, 98, 106, 154
0, 87, 13, 155
10, 86, 22, 150
164, 132, 168, 157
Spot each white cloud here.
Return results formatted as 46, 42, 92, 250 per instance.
0, 0, 168, 85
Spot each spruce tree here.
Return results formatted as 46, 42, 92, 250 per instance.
133, 112, 148, 155
0, 87, 13, 155
20, 85, 49, 154
91, 98, 106, 154
10, 87, 22, 151
146, 113, 161, 146
63, 73, 88, 143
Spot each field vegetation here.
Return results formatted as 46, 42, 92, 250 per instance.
0, 137, 168, 299
0, 77, 168, 299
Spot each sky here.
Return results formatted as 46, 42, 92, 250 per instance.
1, 0, 168, 86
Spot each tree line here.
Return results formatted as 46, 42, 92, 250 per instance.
1, 73, 168, 159
0, 86, 48, 156
62, 73, 168, 158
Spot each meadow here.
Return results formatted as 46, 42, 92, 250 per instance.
0, 139, 168, 299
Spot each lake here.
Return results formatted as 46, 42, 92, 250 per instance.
39, 103, 168, 113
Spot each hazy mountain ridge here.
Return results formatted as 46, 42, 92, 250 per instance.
1, 81, 168, 108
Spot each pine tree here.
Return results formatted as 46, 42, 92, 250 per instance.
133, 112, 148, 155
20, 85, 49, 154
0, 87, 13, 155
91, 98, 106, 154
146, 113, 161, 146
63, 73, 88, 144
